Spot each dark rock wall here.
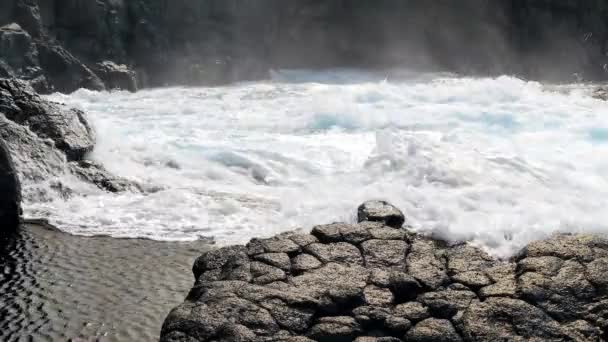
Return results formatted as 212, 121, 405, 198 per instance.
2, 0, 608, 91
0, 137, 21, 233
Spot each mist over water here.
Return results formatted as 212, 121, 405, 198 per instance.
26, 69, 608, 257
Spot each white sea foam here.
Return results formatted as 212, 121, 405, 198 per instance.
28, 69, 608, 257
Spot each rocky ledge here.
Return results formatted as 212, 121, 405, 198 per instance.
0, 77, 138, 233
162, 201, 608, 342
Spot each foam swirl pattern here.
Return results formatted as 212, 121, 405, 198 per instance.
30, 70, 608, 257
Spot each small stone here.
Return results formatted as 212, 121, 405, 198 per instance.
262, 237, 300, 254
309, 316, 361, 340
250, 261, 286, 284
479, 280, 516, 298
305, 242, 363, 265
405, 318, 462, 342
288, 233, 318, 247
364, 285, 394, 306
369, 226, 407, 240
361, 239, 408, 269
291, 254, 323, 272
311, 223, 342, 242
370, 268, 391, 287
389, 271, 422, 301
451, 271, 491, 288
357, 200, 405, 228
393, 302, 430, 322
384, 315, 412, 333
255, 253, 291, 271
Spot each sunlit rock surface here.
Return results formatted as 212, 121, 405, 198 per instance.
162, 203, 608, 341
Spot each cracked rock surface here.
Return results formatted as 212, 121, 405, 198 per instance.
161, 202, 608, 342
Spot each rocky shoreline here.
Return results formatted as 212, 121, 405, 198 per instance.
0, 77, 136, 236
2, 1, 608, 93
162, 201, 608, 342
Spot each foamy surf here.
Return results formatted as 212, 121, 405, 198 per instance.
27, 69, 608, 258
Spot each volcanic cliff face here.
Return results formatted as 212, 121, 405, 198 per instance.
1, 0, 608, 92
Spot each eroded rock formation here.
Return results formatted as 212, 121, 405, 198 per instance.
0, 78, 137, 206
162, 201, 608, 341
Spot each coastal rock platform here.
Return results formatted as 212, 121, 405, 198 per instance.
161, 201, 608, 342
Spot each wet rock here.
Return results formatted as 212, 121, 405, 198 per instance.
312, 222, 373, 244
0, 78, 94, 160
0, 138, 21, 233
389, 271, 422, 301
291, 263, 369, 313
385, 315, 412, 333
36, 39, 105, 94
92, 61, 137, 92
69, 160, 139, 193
250, 261, 286, 284
357, 200, 405, 228
0, 23, 49, 92
260, 236, 301, 254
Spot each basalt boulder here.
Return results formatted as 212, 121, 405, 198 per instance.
161, 203, 608, 341
92, 61, 137, 92
0, 77, 136, 205
0, 78, 94, 161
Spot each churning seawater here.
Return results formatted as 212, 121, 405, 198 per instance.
30, 69, 608, 257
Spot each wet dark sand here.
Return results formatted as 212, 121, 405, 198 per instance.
0, 224, 211, 341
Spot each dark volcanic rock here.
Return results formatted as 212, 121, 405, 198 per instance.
162, 203, 608, 341
0, 78, 94, 160
3, 1, 608, 89
357, 200, 405, 228
92, 61, 137, 92
0, 138, 21, 233
69, 160, 140, 193
0, 77, 133, 205
35, 39, 105, 94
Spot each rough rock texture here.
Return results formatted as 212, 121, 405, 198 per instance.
162, 204, 608, 341
0, 78, 136, 203
0, 138, 21, 233
358, 200, 405, 229
0, 78, 94, 161
2, 1, 608, 92
92, 61, 137, 92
